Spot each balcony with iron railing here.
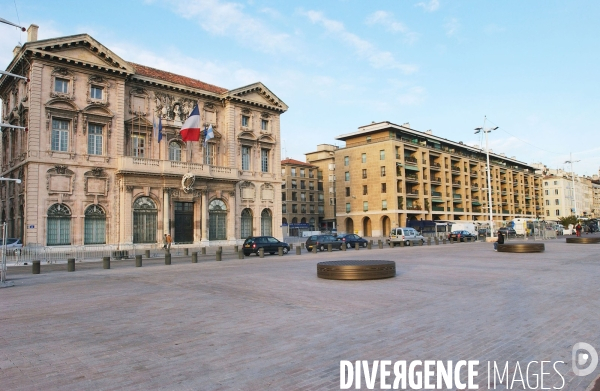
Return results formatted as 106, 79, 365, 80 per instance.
406, 189, 419, 197
451, 166, 461, 172
117, 157, 238, 180
432, 206, 445, 211
470, 171, 478, 177
406, 174, 419, 182
454, 207, 464, 212
452, 181, 461, 187
406, 205, 423, 211
431, 191, 443, 197
405, 156, 418, 164
431, 177, 441, 184
430, 162, 442, 170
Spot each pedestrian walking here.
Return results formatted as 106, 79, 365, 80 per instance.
494, 231, 504, 251
575, 223, 582, 237
166, 233, 173, 250
163, 234, 168, 249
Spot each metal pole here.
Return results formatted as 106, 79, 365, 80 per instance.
485, 126, 493, 237
1, 222, 7, 284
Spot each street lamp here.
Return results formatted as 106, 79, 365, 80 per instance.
474, 117, 498, 238
564, 153, 580, 217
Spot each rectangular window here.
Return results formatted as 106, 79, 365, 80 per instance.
346, 203, 351, 213
309, 182, 314, 190
554, 181, 557, 185
282, 192, 286, 201
292, 204, 297, 213
318, 205, 324, 214
363, 185, 368, 195
291, 168, 296, 177
292, 192, 297, 201
345, 187, 350, 197
291, 180, 297, 189
555, 189, 559, 195
381, 166, 386, 177
90, 86, 103, 100
242, 146, 250, 170
309, 194, 314, 202
300, 193, 306, 201
301, 180, 306, 189
545, 200, 550, 205
555, 199, 559, 205
329, 198, 334, 205
318, 182, 323, 191
382, 200, 387, 210
362, 169, 367, 179
132, 134, 146, 157
87, 124, 103, 155
318, 193, 324, 201
345, 172, 350, 181
555, 209, 560, 216
310, 205, 315, 213
54, 78, 69, 93
282, 204, 287, 213
545, 190, 549, 195
380, 150, 385, 160
381, 183, 387, 193
242, 115, 249, 127
261, 119, 268, 131
300, 168, 305, 177
51, 119, 69, 152
301, 205, 306, 213
344, 156, 349, 166
362, 153, 366, 163
205, 144, 215, 165
363, 201, 368, 212
261, 149, 269, 172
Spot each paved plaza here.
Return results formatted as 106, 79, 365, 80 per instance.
1, 238, 600, 390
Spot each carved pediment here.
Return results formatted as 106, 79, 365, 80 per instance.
238, 130, 257, 141
45, 98, 79, 112
258, 134, 276, 144
82, 105, 113, 117
227, 82, 288, 111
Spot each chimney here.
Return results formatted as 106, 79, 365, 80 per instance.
425, 129, 432, 135
27, 24, 39, 42
13, 45, 21, 57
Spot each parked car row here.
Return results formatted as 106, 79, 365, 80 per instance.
241, 234, 373, 256
447, 230, 478, 242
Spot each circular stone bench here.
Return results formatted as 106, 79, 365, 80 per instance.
566, 237, 600, 244
497, 243, 545, 253
317, 260, 396, 280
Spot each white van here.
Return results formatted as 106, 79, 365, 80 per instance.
450, 223, 477, 236
388, 227, 425, 246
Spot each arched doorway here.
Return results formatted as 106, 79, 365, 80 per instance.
301, 217, 307, 224
261, 209, 272, 236
282, 218, 287, 225
363, 217, 372, 237
133, 197, 157, 243
209, 199, 227, 240
84, 204, 106, 244
47, 203, 71, 246
381, 215, 391, 236
345, 217, 354, 234
241, 208, 253, 238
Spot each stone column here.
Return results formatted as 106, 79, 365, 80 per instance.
227, 190, 236, 242
201, 190, 209, 245
163, 188, 170, 237
123, 185, 134, 244
193, 191, 202, 243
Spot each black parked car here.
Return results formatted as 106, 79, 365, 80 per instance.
305, 234, 343, 252
448, 230, 477, 242
335, 233, 368, 249
497, 227, 517, 238
242, 236, 290, 256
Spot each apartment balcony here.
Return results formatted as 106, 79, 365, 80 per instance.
471, 185, 479, 191
396, 154, 402, 159
451, 166, 461, 173
432, 206, 445, 211
500, 177, 507, 183
405, 156, 418, 164
431, 177, 441, 184
513, 181, 519, 186
452, 193, 462, 199
405, 174, 419, 183
117, 157, 238, 180
430, 162, 442, 170
472, 207, 482, 213
406, 205, 423, 211
501, 191, 507, 195
406, 190, 419, 198
431, 191, 443, 198
524, 183, 530, 187
452, 181, 461, 188
453, 207, 464, 212
502, 210, 510, 214
470, 171, 478, 177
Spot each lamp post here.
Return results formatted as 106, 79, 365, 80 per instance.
564, 153, 580, 217
475, 117, 498, 238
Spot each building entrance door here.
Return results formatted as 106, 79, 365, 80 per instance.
174, 202, 194, 243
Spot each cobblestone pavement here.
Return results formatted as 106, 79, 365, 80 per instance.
1, 238, 599, 390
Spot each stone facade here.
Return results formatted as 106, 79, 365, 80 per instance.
334, 121, 544, 237
0, 27, 287, 246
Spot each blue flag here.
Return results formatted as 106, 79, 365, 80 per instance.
158, 116, 163, 143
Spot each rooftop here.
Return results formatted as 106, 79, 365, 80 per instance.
281, 158, 315, 167
130, 63, 228, 95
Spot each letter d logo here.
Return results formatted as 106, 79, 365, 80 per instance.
572, 342, 598, 376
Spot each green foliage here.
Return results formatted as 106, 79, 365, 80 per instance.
558, 215, 578, 227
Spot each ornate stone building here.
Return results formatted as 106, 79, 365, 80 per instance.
0, 26, 287, 247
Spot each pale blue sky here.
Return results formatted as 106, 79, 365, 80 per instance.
1, 0, 598, 175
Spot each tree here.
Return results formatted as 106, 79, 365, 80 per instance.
558, 215, 578, 227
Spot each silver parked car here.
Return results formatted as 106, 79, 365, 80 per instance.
387, 227, 425, 246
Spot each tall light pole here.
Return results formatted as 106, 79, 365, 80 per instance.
475, 117, 498, 237
565, 152, 580, 217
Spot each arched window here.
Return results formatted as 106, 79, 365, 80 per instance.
261, 209, 272, 236
133, 197, 157, 243
241, 208, 253, 239
209, 199, 227, 240
169, 141, 182, 161
292, 217, 298, 224
84, 204, 106, 244
47, 203, 71, 246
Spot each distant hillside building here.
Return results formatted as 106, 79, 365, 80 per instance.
0, 25, 287, 246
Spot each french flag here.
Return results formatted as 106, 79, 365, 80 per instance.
180, 105, 201, 141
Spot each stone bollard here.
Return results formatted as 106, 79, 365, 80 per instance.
32, 260, 40, 274
192, 252, 198, 263
290, 243, 294, 250
427, 238, 431, 246
135, 255, 142, 267
342, 243, 347, 251
435, 237, 439, 245
367, 241, 372, 250
355, 243, 359, 250
216, 249, 222, 261
408, 240, 413, 247
67, 258, 75, 272
234, 245, 239, 253
312, 245, 317, 254
165, 253, 171, 265
301, 243, 305, 249
278, 247, 283, 256
184, 248, 189, 256
144, 250, 150, 258
296, 246, 301, 255
400, 241, 405, 247
389, 241, 394, 248
201, 247, 206, 255
103, 256, 110, 269
378, 241, 383, 249
443, 238, 447, 245
259, 248, 265, 258
218, 246, 223, 254
327, 244, 332, 252
238, 251, 244, 259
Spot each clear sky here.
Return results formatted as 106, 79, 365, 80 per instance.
1, 0, 598, 176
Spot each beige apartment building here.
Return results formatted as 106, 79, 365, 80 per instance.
0, 26, 287, 247
334, 121, 544, 237
280, 158, 322, 235
537, 170, 594, 219
305, 144, 339, 231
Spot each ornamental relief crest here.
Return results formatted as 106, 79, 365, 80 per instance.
154, 92, 196, 122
